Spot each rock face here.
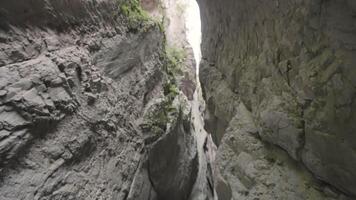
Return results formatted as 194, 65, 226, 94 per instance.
147, 106, 198, 200
158, 0, 197, 100
128, 95, 199, 200
197, 0, 356, 199
0, 0, 199, 199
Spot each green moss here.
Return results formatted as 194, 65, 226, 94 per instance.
141, 97, 178, 136
167, 47, 186, 66
138, 20, 188, 136
118, 0, 153, 31
161, 46, 187, 103
157, 20, 165, 33
163, 81, 179, 103
165, 46, 186, 76
142, 41, 181, 134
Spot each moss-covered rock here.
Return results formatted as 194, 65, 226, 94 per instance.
117, 0, 158, 32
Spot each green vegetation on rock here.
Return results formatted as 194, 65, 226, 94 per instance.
138, 16, 188, 137
141, 98, 178, 136
161, 45, 187, 105
165, 46, 186, 77
142, 67, 179, 136
118, 0, 153, 31
140, 46, 186, 136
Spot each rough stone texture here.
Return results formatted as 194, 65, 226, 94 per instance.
216, 103, 352, 200
126, 94, 199, 200
0, 0, 199, 199
142, 0, 198, 102
148, 0, 197, 100
197, 0, 356, 198
147, 95, 198, 200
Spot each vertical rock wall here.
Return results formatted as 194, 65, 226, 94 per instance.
0, 0, 200, 199
197, 0, 356, 199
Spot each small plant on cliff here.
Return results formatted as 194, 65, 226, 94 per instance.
139, 23, 187, 137
119, 0, 152, 31
141, 97, 178, 136
161, 45, 186, 102
140, 45, 183, 136
165, 46, 186, 76
163, 81, 179, 101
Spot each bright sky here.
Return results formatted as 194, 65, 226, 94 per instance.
184, 0, 202, 75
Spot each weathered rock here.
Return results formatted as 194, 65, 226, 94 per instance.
198, 0, 356, 198
129, 94, 199, 200
147, 0, 197, 100
127, 164, 157, 200
0, 90, 8, 97
85, 92, 97, 105
215, 103, 353, 200
0, 0, 200, 199
147, 101, 198, 200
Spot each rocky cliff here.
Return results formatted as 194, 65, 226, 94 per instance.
2, 0, 355, 199
197, 0, 356, 199
0, 0, 201, 199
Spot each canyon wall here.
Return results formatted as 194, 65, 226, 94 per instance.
0, 0, 200, 199
197, 0, 356, 199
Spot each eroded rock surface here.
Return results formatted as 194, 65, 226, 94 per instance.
216, 103, 352, 200
128, 95, 198, 200
197, 0, 356, 198
155, 0, 197, 100
0, 0, 199, 199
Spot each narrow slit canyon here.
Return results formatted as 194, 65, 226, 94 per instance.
0, 0, 355, 200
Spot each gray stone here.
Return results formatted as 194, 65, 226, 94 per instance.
0, 1, 201, 199
0, 111, 29, 130
197, 0, 356, 197
0, 90, 8, 97
147, 101, 198, 200
0, 0, 192, 200
85, 92, 97, 105
215, 175, 232, 200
